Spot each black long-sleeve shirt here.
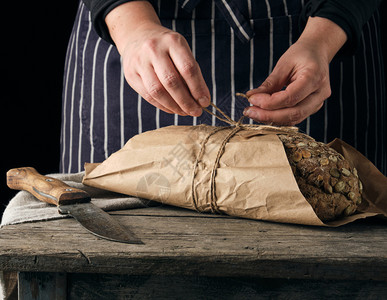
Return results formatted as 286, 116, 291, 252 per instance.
82, 0, 382, 55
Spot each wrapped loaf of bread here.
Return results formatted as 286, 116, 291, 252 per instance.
278, 134, 362, 221
83, 121, 371, 226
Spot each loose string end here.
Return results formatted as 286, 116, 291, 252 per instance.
202, 92, 300, 134
235, 92, 249, 100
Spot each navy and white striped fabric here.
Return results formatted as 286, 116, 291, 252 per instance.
180, 0, 255, 43
61, 0, 386, 175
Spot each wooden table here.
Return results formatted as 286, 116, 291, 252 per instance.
1, 205, 387, 299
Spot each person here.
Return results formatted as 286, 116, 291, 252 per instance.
60, 0, 386, 175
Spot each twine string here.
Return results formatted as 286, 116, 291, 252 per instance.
191, 93, 299, 213
202, 103, 300, 133
208, 125, 242, 213
190, 126, 227, 212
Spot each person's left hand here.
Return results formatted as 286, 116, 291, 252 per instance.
243, 17, 347, 126
243, 40, 331, 126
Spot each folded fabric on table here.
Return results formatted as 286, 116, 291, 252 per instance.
1, 172, 156, 227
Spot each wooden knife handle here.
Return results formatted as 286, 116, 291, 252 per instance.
7, 167, 90, 206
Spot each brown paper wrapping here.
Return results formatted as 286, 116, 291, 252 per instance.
83, 124, 387, 226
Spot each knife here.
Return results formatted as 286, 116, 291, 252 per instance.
6, 167, 143, 244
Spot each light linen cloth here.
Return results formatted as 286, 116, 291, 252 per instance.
1, 172, 156, 226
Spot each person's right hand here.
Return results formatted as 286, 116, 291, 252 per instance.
120, 23, 210, 116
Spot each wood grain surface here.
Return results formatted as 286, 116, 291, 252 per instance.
1, 206, 386, 281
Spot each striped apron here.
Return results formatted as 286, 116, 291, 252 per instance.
61, 0, 386, 175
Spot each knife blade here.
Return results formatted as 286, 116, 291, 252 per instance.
6, 167, 143, 244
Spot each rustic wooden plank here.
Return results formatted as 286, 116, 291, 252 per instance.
110, 205, 223, 217
18, 272, 66, 300
67, 273, 387, 299
1, 206, 386, 281
1, 271, 18, 300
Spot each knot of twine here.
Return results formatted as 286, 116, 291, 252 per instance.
191, 93, 299, 214
202, 93, 299, 133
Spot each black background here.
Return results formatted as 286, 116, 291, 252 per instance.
1, 2, 387, 218
1, 2, 79, 216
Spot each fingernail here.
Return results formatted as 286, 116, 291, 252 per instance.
243, 107, 250, 117
198, 97, 209, 107
190, 107, 202, 117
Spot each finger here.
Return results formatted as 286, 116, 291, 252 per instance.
152, 53, 204, 117
248, 68, 325, 111
245, 66, 290, 108
169, 44, 211, 107
246, 68, 288, 97
139, 63, 188, 115
128, 73, 176, 114
243, 89, 327, 126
